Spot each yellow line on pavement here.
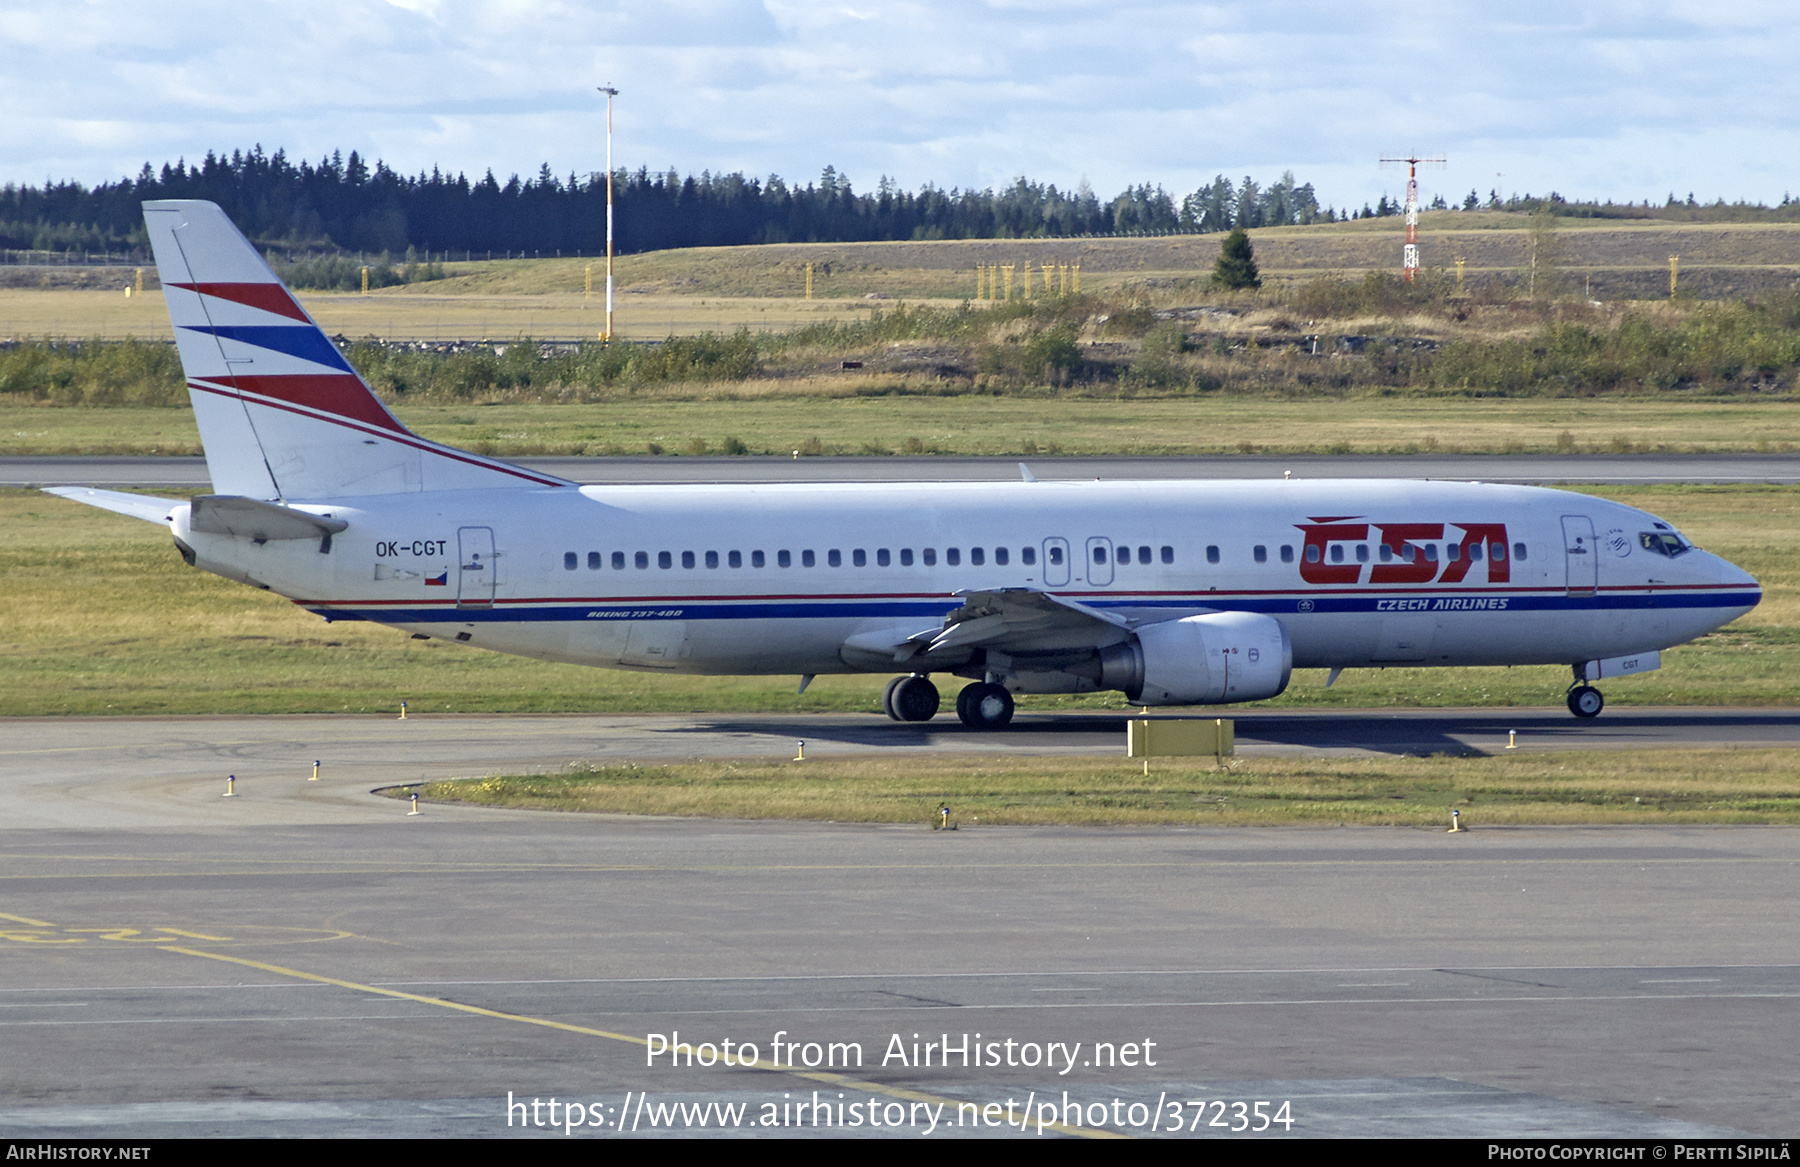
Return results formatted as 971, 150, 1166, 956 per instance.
159, 945, 1121, 1139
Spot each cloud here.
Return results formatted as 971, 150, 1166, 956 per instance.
3, 0, 1797, 206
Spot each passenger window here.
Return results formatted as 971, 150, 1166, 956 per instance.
587, 551, 601, 570
1048, 546, 1063, 565
1279, 545, 1294, 564
946, 548, 960, 566
564, 551, 577, 570
635, 551, 649, 569
751, 550, 765, 567
827, 549, 841, 567
801, 550, 815, 567
1355, 544, 1369, 563
1328, 545, 1344, 564
1402, 545, 1416, 563
995, 547, 1009, 565
726, 550, 740, 568
901, 549, 914, 566
1022, 547, 1036, 566
1138, 545, 1152, 564
971, 547, 984, 566
1424, 544, 1438, 563
1379, 545, 1393, 562
1446, 543, 1460, 562
1305, 544, 1321, 564
1470, 543, 1483, 562
1206, 545, 1220, 564
1092, 545, 1106, 565
1254, 545, 1267, 564
659, 551, 673, 569
613, 551, 626, 570
1513, 543, 1528, 561
705, 550, 719, 569
1160, 546, 1174, 564
852, 549, 866, 567
1490, 542, 1505, 561
877, 549, 890, 566
779, 550, 792, 567
924, 548, 937, 566
681, 550, 695, 569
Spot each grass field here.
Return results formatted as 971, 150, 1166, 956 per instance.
8, 213, 1800, 461
0, 288, 890, 344
7, 483, 1795, 717
399, 749, 1800, 827
7, 395, 1800, 458
10, 210, 1800, 345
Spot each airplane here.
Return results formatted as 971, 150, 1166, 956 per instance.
48, 200, 1762, 727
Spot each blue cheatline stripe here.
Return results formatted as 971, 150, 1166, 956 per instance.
305, 590, 1761, 625
179, 325, 353, 372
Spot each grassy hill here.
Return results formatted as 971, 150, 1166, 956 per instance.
394, 212, 1800, 302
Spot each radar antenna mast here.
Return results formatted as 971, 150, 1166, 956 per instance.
1378, 154, 1447, 282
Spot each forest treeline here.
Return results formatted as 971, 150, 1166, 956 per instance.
0, 146, 1332, 256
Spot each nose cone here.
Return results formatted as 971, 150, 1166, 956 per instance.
1703, 550, 1761, 614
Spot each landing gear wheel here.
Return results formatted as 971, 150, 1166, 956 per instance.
1567, 685, 1604, 719
891, 675, 940, 722
956, 682, 1015, 729
881, 676, 906, 721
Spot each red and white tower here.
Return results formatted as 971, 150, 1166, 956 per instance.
1378, 154, 1446, 282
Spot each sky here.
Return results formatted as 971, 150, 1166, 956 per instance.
3, 0, 1797, 211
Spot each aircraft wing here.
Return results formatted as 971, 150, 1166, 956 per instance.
898, 586, 1134, 660
840, 586, 1133, 668
43, 487, 182, 525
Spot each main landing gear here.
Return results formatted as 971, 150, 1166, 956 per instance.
882, 675, 1016, 729
883, 674, 940, 722
1567, 665, 1605, 719
955, 681, 1015, 730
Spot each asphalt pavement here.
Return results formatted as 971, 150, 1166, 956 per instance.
0, 709, 1796, 1137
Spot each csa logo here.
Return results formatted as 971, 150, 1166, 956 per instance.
1606, 527, 1631, 557
1294, 517, 1512, 585
1296, 599, 1315, 612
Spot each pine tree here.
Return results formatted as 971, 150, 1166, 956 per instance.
1212, 227, 1260, 289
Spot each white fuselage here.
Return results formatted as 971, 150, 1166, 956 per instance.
170, 477, 1760, 690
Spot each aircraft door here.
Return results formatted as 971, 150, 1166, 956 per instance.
1043, 537, 1070, 587
1561, 516, 1596, 597
1086, 537, 1114, 586
457, 526, 496, 608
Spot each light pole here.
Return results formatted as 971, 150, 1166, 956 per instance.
598, 85, 619, 342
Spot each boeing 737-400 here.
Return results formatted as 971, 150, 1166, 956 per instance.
48, 201, 1763, 726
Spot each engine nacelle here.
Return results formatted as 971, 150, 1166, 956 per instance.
1102, 612, 1292, 706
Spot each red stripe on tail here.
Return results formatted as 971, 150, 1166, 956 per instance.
228, 374, 407, 433
169, 282, 311, 323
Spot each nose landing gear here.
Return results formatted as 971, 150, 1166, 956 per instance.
1567, 664, 1604, 718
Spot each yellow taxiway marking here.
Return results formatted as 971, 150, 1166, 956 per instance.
0, 920, 353, 947
66, 927, 235, 943
159, 945, 1122, 1139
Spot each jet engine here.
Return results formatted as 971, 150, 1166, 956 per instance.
1095, 611, 1293, 706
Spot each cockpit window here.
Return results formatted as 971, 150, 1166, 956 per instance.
1639, 531, 1690, 558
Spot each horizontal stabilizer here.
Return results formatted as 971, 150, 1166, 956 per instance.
42, 487, 181, 525
189, 495, 348, 541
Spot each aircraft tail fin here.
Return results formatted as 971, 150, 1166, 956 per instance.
142, 200, 568, 500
